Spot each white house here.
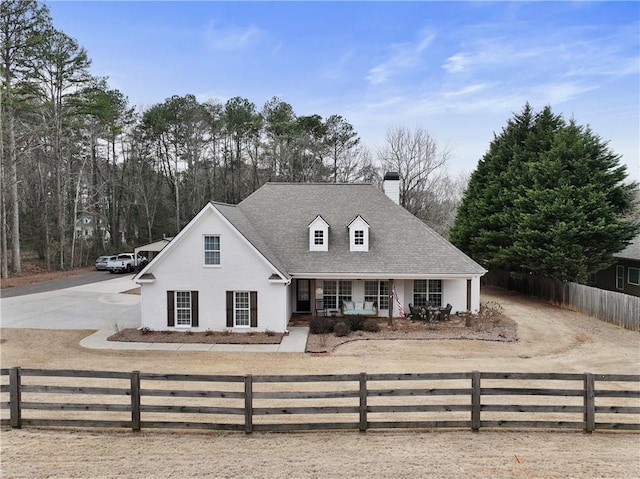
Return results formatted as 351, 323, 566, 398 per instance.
134, 173, 487, 333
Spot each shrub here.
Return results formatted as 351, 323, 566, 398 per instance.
310, 316, 334, 334
344, 315, 364, 332
140, 327, 153, 335
265, 329, 276, 337
479, 301, 503, 321
333, 321, 350, 337
362, 318, 380, 332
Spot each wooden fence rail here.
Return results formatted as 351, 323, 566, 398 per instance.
1, 368, 638, 434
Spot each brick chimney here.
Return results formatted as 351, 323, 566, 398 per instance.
383, 171, 400, 205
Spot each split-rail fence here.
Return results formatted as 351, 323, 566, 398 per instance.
1, 368, 638, 434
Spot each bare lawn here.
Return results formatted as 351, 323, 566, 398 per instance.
1, 286, 639, 478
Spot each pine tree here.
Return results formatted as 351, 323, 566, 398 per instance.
450, 104, 639, 282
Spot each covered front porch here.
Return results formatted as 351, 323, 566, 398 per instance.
289, 276, 482, 319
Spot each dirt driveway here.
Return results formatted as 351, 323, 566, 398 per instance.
1, 287, 639, 478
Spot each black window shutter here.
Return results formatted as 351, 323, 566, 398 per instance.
167, 291, 175, 327
226, 291, 234, 327
250, 291, 258, 327
191, 291, 199, 327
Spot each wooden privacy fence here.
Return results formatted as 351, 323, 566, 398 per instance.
1, 368, 639, 434
484, 270, 640, 331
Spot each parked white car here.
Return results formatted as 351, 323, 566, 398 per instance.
107, 253, 148, 273
95, 254, 117, 271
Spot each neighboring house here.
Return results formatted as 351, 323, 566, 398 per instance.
134, 174, 487, 333
588, 236, 640, 297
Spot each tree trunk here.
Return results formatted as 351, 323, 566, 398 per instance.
0, 100, 8, 278
5, 101, 22, 273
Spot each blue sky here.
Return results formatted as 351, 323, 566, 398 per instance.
47, 1, 639, 179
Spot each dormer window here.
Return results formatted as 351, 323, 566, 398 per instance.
348, 215, 369, 252
308, 215, 330, 252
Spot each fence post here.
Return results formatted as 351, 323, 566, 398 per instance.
359, 372, 367, 432
9, 367, 21, 429
130, 371, 141, 432
471, 370, 481, 432
584, 372, 595, 433
244, 375, 253, 434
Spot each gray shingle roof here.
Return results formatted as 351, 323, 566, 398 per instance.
213, 202, 290, 278
616, 235, 640, 261
226, 183, 485, 277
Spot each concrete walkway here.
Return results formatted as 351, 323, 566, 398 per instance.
80, 326, 309, 353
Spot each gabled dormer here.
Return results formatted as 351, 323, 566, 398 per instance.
308, 215, 330, 252
348, 215, 369, 252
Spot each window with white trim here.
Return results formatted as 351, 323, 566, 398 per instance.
628, 267, 639, 286
413, 280, 442, 307
204, 235, 220, 265
365, 280, 389, 310
234, 291, 250, 327
616, 266, 624, 290
348, 215, 369, 252
175, 291, 192, 326
308, 215, 329, 251
322, 280, 352, 310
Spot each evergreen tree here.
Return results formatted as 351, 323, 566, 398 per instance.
450, 104, 639, 282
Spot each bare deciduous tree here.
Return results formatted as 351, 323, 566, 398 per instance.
378, 126, 450, 218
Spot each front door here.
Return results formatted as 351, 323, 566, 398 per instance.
296, 279, 311, 312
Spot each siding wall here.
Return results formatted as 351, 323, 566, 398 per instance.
588, 259, 640, 297
140, 208, 288, 333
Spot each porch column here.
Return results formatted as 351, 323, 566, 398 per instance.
388, 278, 394, 326
311, 279, 317, 318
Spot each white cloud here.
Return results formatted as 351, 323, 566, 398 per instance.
204, 22, 265, 51
366, 31, 435, 85
442, 82, 493, 98
530, 81, 600, 106
443, 52, 470, 73
323, 47, 358, 81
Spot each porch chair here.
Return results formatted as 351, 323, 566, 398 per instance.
439, 303, 453, 321
408, 303, 423, 321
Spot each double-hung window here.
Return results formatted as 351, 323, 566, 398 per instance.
234, 292, 250, 327
628, 267, 640, 286
314, 230, 324, 246
322, 280, 352, 310
413, 280, 443, 307
616, 266, 624, 290
364, 280, 389, 310
204, 235, 220, 266
226, 291, 257, 328
176, 291, 192, 326
167, 290, 199, 328
354, 230, 364, 246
